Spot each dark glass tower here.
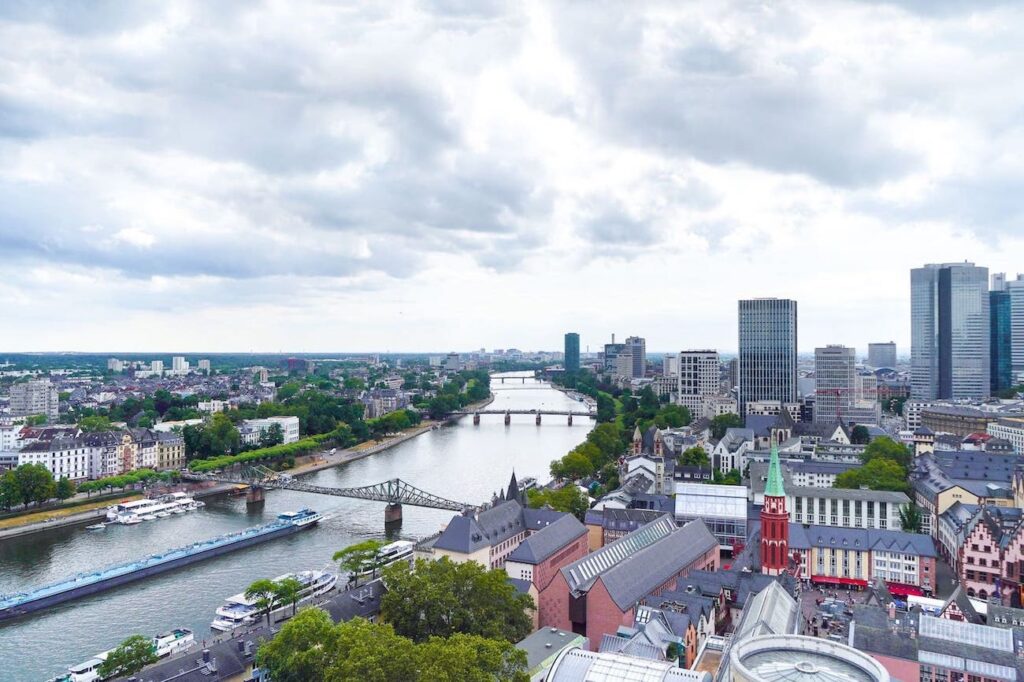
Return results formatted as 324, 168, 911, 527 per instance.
564, 332, 580, 374
991, 290, 1013, 392
738, 298, 798, 415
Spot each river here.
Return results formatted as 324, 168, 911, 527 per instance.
0, 372, 592, 682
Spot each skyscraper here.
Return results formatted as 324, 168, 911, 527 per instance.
738, 298, 798, 415
603, 334, 625, 373
676, 350, 720, 417
814, 345, 856, 423
564, 332, 580, 374
624, 336, 646, 378
1008, 275, 1024, 377
867, 342, 897, 369
911, 262, 990, 399
991, 290, 1013, 393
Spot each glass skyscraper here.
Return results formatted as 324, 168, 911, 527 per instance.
564, 332, 580, 374
814, 345, 856, 423
911, 262, 990, 399
991, 290, 1013, 392
738, 298, 798, 415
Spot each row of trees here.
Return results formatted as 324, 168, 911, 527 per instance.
65, 389, 203, 428
187, 425, 357, 473
548, 422, 623, 483
244, 575, 307, 624
366, 408, 421, 440
0, 464, 75, 510
76, 468, 175, 495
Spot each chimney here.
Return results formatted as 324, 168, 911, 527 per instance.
238, 640, 245, 653
888, 601, 896, 620
202, 649, 210, 663
612, 334, 616, 343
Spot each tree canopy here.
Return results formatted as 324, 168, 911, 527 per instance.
834, 457, 909, 493
861, 436, 912, 471
256, 609, 528, 682
678, 446, 709, 467
380, 557, 533, 644
710, 413, 743, 440
97, 634, 157, 679
333, 539, 385, 583
526, 485, 589, 519
0, 463, 56, 509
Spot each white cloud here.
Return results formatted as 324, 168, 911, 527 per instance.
1, 0, 1022, 352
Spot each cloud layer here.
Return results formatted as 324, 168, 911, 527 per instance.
2, 0, 1023, 352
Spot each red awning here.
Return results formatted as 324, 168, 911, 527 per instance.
886, 582, 924, 597
811, 575, 868, 587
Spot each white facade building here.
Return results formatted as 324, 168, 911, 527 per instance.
789, 487, 909, 530
676, 350, 720, 418
241, 416, 300, 445
150, 360, 164, 375
172, 356, 189, 372
198, 359, 211, 372
9, 378, 59, 423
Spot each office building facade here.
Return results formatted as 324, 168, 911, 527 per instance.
9, 378, 59, 423
867, 342, 897, 369
676, 350, 720, 416
624, 336, 646, 378
1009, 275, 1024, 377
738, 298, 798, 415
911, 262, 990, 400
563, 333, 580, 374
814, 345, 856, 424
992, 290, 1014, 392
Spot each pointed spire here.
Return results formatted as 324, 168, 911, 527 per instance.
765, 436, 786, 498
506, 471, 520, 504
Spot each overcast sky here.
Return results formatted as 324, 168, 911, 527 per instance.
2, 1, 1022, 355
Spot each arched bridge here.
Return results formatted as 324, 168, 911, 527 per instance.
183, 466, 472, 524
449, 408, 597, 425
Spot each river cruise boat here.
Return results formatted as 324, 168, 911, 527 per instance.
210, 569, 337, 631
47, 627, 193, 682
105, 492, 198, 524
351, 540, 415, 584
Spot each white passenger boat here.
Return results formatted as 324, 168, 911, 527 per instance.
85, 524, 106, 531
106, 492, 200, 524
48, 627, 193, 682
210, 569, 337, 632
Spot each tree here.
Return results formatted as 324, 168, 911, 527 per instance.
55, 477, 75, 501
381, 557, 534, 643
861, 436, 911, 469
256, 608, 345, 682
898, 503, 924, 533
655, 404, 691, 429
245, 578, 282, 626
79, 415, 116, 432
260, 422, 285, 448
13, 463, 56, 506
549, 450, 593, 480
97, 634, 157, 679
274, 576, 305, 616
678, 446, 709, 467
527, 485, 589, 519
850, 425, 870, 445
0, 470, 21, 510
333, 539, 385, 584
834, 457, 909, 493
418, 633, 529, 682
713, 468, 742, 486
711, 413, 743, 440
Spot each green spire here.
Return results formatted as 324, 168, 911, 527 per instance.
765, 438, 786, 498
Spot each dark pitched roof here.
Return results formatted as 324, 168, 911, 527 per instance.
788, 524, 936, 557
506, 514, 587, 565
432, 500, 526, 554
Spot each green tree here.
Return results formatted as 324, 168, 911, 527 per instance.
79, 415, 116, 432
549, 450, 593, 480
55, 476, 75, 501
861, 436, 912, 471
712, 468, 742, 486
835, 457, 909, 493
381, 557, 534, 643
13, 463, 56, 506
418, 633, 529, 682
97, 634, 157, 679
333, 539, 385, 584
850, 425, 870, 445
255, 608, 346, 682
678, 446, 709, 467
527, 485, 589, 519
274, 576, 305, 616
259, 422, 285, 448
0, 470, 21, 510
654, 404, 691, 428
898, 503, 924, 533
710, 413, 743, 439
245, 578, 282, 627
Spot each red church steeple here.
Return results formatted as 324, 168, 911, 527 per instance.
760, 439, 789, 576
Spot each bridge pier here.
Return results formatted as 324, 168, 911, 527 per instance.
246, 485, 265, 505
535, 413, 542, 425
473, 412, 480, 425
567, 414, 573, 426
504, 411, 511, 425
384, 503, 403, 525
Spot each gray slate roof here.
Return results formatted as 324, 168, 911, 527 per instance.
786, 485, 909, 503
506, 514, 586, 565
788, 524, 936, 557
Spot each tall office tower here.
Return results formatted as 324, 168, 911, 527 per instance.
10, 378, 59, 423
814, 345, 856, 423
1009, 276, 1024, 376
663, 353, 680, 377
911, 262, 990, 400
624, 336, 647, 378
677, 350, 720, 417
992, 290, 1013, 392
603, 334, 625, 373
738, 298, 798, 415
867, 342, 897, 369
992, 272, 1007, 292
564, 333, 580, 374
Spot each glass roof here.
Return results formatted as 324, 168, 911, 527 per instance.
918, 615, 1013, 652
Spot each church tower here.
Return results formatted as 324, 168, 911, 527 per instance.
760, 440, 789, 576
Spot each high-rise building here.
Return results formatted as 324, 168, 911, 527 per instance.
911, 262, 990, 400
150, 360, 164, 374
867, 342, 897, 370
563, 333, 580, 374
991, 290, 1013, 393
198, 359, 211, 372
10, 378, 59, 423
676, 350, 720, 417
603, 334, 625, 374
1008, 275, 1024, 377
662, 353, 680, 378
172, 356, 188, 372
814, 345, 856, 424
738, 298, 798, 415
624, 336, 646, 378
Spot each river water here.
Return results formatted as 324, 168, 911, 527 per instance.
0, 372, 592, 682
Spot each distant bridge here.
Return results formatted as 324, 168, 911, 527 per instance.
183, 466, 473, 524
449, 408, 597, 425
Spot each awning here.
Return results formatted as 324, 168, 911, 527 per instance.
811, 575, 868, 587
886, 582, 924, 597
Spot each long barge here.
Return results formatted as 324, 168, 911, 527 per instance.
0, 508, 321, 621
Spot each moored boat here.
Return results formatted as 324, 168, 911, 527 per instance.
210, 568, 337, 631
85, 524, 106, 531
